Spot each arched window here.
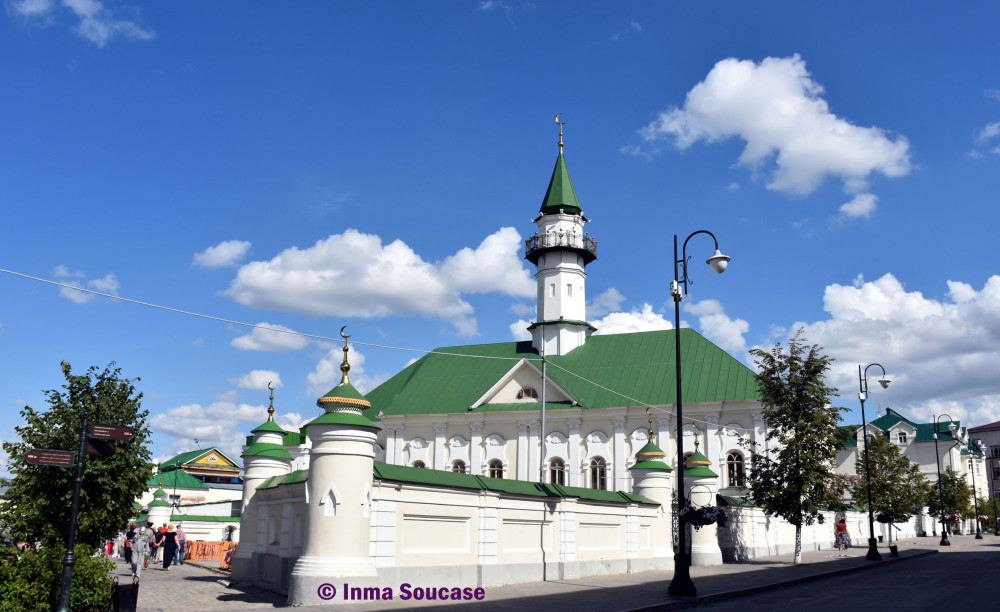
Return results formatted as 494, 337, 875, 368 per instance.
726, 451, 746, 488
549, 457, 566, 485
516, 386, 538, 400
488, 459, 504, 479
412, 460, 426, 469
452, 460, 467, 474
590, 457, 607, 490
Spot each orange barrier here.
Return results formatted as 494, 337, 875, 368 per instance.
184, 540, 237, 569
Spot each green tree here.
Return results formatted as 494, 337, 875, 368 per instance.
739, 330, 841, 564
926, 467, 973, 526
850, 433, 928, 542
0, 362, 154, 550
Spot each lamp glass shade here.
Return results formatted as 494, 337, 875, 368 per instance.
707, 250, 731, 274
878, 378, 891, 389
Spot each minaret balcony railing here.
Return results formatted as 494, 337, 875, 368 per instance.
525, 232, 598, 264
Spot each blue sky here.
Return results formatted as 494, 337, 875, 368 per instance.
2, 1, 999, 472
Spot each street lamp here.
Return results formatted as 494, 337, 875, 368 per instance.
857, 363, 891, 561
933, 414, 956, 546
667, 230, 730, 599
970, 437, 983, 539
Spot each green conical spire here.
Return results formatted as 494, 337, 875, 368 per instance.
539, 151, 583, 216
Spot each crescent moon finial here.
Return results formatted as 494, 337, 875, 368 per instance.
340, 325, 351, 340
555, 113, 565, 150
267, 381, 275, 421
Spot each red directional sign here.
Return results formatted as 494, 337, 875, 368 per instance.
24, 449, 76, 467
90, 423, 134, 441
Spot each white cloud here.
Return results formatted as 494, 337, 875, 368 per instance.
231, 323, 310, 352
228, 370, 282, 391
839, 193, 878, 219
640, 55, 911, 196
977, 122, 1000, 142
193, 240, 252, 269
587, 287, 626, 318
620, 144, 657, 160
726, 182, 740, 192
13, 0, 154, 47
440, 227, 534, 297
226, 228, 533, 336
306, 345, 390, 396
593, 304, 673, 335
57, 271, 119, 304
683, 299, 748, 353
987, 88, 1000, 101
509, 319, 532, 341
216, 390, 239, 402
761, 273, 1000, 425
53, 265, 83, 278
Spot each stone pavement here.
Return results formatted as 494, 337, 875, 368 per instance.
109, 535, 999, 611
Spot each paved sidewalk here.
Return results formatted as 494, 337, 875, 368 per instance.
111, 536, 998, 611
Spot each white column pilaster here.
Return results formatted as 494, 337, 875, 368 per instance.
568, 419, 582, 487
516, 422, 529, 480
433, 424, 448, 471
470, 422, 484, 475
528, 421, 540, 482
613, 416, 626, 492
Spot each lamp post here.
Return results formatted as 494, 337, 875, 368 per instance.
857, 364, 891, 561
933, 414, 956, 546
666, 231, 730, 598
970, 438, 983, 539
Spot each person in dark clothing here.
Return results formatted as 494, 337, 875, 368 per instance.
124, 524, 136, 565
161, 524, 178, 569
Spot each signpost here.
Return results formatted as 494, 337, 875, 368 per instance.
90, 423, 134, 441
24, 449, 76, 467
86, 439, 116, 458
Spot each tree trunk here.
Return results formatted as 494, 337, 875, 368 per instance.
793, 525, 802, 564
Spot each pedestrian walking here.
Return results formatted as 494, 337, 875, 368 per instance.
124, 524, 135, 566
174, 523, 187, 565
131, 526, 150, 578
836, 518, 850, 554
145, 522, 157, 568
161, 524, 178, 570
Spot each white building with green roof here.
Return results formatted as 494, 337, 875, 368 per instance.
230, 132, 870, 604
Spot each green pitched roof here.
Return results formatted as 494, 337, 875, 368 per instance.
371, 462, 657, 505
307, 411, 380, 430
845, 409, 963, 447
146, 469, 209, 490
540, 152, 582, 216
159, 447, 243, 471
367, 329, 759, 416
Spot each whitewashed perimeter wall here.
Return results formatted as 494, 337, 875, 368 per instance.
718, 508, 923, 560
246, 479, 668, 594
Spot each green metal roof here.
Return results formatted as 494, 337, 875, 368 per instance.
367, 329, 759, 416
251, 420, 287, 435
307, 411, 381, 430
260, 469, 309, 489
845, 408, 963, 447
159, 447, 243, 471
243, 442, 293, 459
372, 462, 657, 505
540, 152, 582, 216
684, 466, 718, 478
146, 469, 209, 490
630, 460, 672, 471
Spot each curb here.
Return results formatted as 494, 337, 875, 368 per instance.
183, 560, 232, 577
624, 548, 939, 611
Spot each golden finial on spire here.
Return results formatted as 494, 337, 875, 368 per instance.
646, 407, 654, 441
339, 326, 352, 385
692, 424, 701, 452
267, 381, 275, 422
555, 113, 565, 152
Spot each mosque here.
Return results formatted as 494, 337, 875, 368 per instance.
228, 128, 874, 606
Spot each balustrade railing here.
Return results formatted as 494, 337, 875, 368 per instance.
525, 232, 598, 259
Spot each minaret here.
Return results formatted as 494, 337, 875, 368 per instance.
147, 475, 172, 528
288, 328, 380, 606
524, 115, 597, 356
231, 383, 292, 583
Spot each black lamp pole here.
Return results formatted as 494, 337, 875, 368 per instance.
857, 363, 889, 561
666, 231, 730, 599
971, 439, 983, 539
933, 414, 953, 546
